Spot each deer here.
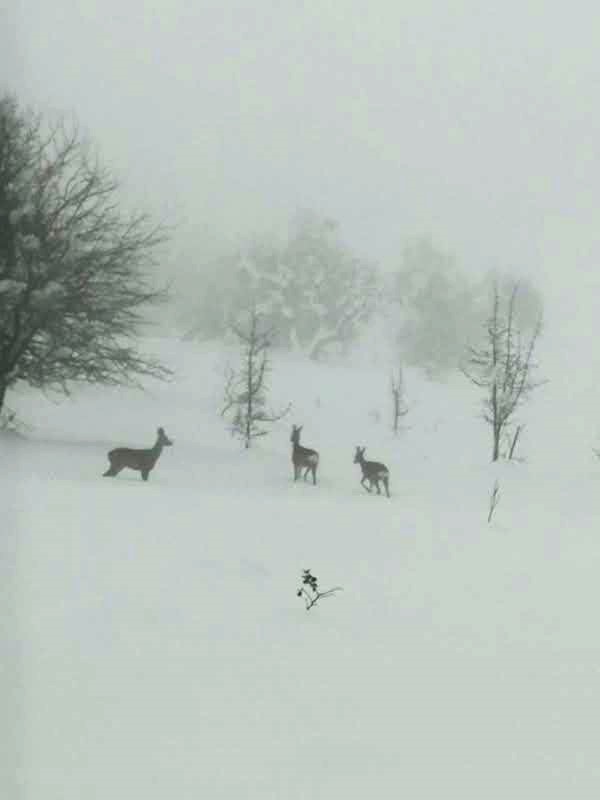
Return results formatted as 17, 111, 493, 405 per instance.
353, 446, 390, 497
290, 425, 319, 485
103, 427, 173, 481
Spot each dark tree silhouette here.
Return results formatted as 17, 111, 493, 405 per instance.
0, 95, 170, 412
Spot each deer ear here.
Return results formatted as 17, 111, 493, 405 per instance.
158, 427, 164, 434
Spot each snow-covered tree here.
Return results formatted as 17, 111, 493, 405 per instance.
0, 95, 170, 413
462, 281, 543, 462
190, 211, 380, 360
393, 236, 483, 376
392, 237, 545, 379
481, 272, 543, 335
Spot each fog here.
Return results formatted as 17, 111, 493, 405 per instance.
7, 1, 600, 363
6, 6, 600, 795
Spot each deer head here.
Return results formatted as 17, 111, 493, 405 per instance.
157, 427, 173, 447
353, 446, 366, 463
291, 425, 303, 444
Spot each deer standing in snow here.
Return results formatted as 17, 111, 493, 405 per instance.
103, 427, 173, 481
353, 446, 390, 497
291, 425, 319, 485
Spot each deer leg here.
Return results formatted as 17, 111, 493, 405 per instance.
103, 459, 120, 477
141, 470, 149, 481
311, 465, 317, 485
383, 477, 390, 498
375, 480, 381, 495
361, 476, 371, 493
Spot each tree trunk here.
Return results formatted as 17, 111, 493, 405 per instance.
491, 380, 499, 461
492, 423, 500, 462
245, 337, 253, 449
393, 389, 401, 435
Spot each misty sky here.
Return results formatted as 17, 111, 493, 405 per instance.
5, 2, 600, 333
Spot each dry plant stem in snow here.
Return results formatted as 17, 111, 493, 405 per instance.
297, 569, 343, 611
488, 480, 501, 523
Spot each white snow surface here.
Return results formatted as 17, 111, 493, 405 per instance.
3, 337, 600, 798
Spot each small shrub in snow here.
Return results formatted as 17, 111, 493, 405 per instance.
297, 569, 343, 611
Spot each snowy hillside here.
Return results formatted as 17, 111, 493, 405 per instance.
4, 337, 600, 799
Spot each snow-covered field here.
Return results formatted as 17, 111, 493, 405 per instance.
4, 337, 600, 798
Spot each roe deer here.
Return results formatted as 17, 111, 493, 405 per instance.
291, 425, 319, 485
353, 446, 390, 497
103, 427, 173, 481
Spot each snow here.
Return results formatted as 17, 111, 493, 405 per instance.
3, 337, 600, 798
18, 234, 40, 252
29, 282, 66, 308
8, 203, 34, 225
0, 279, 26, 297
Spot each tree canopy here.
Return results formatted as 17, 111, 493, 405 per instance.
0, 95, 170, 411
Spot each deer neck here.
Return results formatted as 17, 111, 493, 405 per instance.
295, 440, 309, 455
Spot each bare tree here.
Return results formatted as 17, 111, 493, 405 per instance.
0, 95, 170, 413
221, 305, 290, 448
390, 367, 408, 435
462, 282, 543, 462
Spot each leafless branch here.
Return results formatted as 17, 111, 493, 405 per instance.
221, 304, 290, 447
0, 97, 171, 410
